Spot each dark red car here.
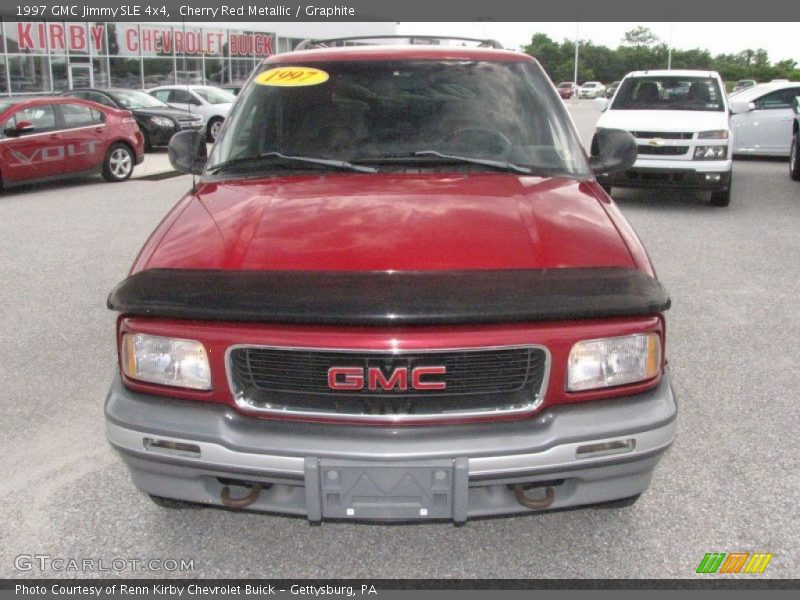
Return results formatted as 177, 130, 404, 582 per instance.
0, 96, 143, 190
106, 40, 675, 523
557, 81, 576, 99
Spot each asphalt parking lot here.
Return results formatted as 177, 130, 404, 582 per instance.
0, 101, 798, 579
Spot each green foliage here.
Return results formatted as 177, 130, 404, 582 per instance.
521, 32, 800, 85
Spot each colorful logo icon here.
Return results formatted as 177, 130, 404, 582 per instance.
696, 552, 773, 574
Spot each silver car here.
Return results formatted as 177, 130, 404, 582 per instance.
730, 81, 800, 157
147, 85, 235, 142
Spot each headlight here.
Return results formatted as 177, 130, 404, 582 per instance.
694, 145, 728, 160
697, 130, 729, 139
567, 333, 661, 392
122, 333, 211, 390
149, 116, 174, 128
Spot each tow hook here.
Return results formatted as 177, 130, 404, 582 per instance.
221, 483, 262, 508
512, 483, 555, 510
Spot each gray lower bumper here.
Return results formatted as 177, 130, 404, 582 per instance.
105, 373, 677, 522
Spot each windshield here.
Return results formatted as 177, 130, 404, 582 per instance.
110, 89, 169, 109
208, 60, 590, 177
611, 76, 725, 111
194, 87, 235, 104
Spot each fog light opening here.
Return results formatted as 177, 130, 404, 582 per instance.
705, 173, 722, 182
143, 437, 201, 457
576, 439, 636, 459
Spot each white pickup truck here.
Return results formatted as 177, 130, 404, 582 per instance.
593, 69, 733, 206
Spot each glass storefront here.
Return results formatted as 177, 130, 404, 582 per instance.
0, 22, 277, 94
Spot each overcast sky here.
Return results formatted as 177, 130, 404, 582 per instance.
397, 22, 800, 64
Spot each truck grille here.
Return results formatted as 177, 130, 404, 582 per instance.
637, 145, 689, 156
227, 346, 548, 421
630, 131, 693, 140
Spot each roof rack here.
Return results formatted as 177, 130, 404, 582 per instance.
294, 35, 504, 51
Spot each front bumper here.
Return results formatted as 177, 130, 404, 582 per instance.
105, 372, 677, 522
597, 158, 732, 191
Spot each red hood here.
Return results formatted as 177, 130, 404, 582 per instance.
136, 174, 636, 272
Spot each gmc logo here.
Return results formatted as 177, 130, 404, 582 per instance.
327, 366, 446, 391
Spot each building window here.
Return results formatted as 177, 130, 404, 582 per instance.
143, 57, 175, 87
109, 57, 141, 88
230, 59, 256, 84
93, 58, 110, 87
7, 55, 52, 94
174, 57, 203, 84
51, 56, 69, 91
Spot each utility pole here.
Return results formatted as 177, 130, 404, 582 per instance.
573, 21, 580, 89
667, 22, 673, 70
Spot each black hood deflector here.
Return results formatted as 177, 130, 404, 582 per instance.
108, 268, 670, 325
108, 267, 670, 326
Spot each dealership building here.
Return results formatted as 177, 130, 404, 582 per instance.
0, 21, 396, 95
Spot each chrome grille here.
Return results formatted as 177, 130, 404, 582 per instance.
228, 346, 548, 420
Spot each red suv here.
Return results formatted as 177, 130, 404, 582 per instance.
0, 96, 143, 190
106, 39, 675, 523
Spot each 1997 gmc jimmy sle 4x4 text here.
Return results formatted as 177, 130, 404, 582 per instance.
105, 38, 676, 523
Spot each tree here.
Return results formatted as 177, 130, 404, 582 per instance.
522, 33, 563, 79
622, 26, 659, 47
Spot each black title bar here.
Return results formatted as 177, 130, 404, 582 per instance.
0, 0, 797, 22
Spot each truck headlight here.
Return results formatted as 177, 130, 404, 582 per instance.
567, 333, 661, 392
694, 146, 728, 160
122, 333, 211, 390
697, 130, 729, 139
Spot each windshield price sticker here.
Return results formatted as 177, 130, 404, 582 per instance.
255, 67, 330, 87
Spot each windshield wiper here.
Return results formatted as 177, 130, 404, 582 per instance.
413, 150, 532, 174
354, 151, 532, 174
209, 152, 377, 175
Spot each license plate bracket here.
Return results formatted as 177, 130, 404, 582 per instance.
305, 457, 468, 522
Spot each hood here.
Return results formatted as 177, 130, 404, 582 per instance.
139, 174, 636, 272
597, 109, 730, 132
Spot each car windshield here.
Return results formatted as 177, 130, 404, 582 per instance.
207, 60, 591, 178
110, 89, 170, 109
193, 87, 235, 104
611, 76, 725, 111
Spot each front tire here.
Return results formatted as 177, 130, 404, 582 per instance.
790, 132, 800, 181
710, 179, 732, 207
102, 143, 134, 182
207, 117, 224, 142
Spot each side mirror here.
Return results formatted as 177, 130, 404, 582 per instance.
729, 100, 755, 114
593, 97, 609, 112
590, 128, 637, 175
168, 130, 207, 175
7, 120, 35, 137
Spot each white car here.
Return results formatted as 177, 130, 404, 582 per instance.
577, 82, 605, 99
147, 85, 235, 141
729, 81, 800, 157
592, 69, 733, 206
